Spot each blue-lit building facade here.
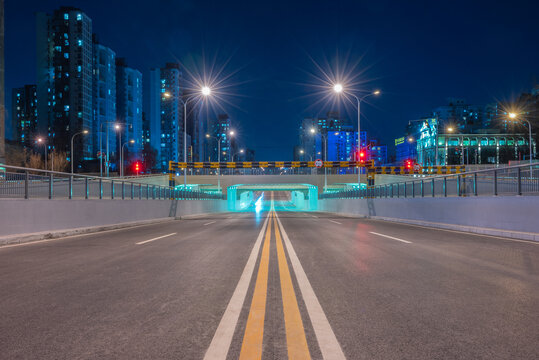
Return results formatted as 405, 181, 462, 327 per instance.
12, 85, 38, 149
208, 114, 233, 162
93, 41, 116, 169
407, 117, 536, 166
116, 58, 143, 158
149, 63, 184, 171
36, 7, 94, 162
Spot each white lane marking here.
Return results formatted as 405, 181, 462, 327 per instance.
275, 212, 346, 360
369, 231, 412, 244
311, 215, 318, 218
204, 221, 216, 226
368, 219, 539, 246
329, 220, 342, 225
0, 220, 177, 250
136, 233, 177, 245
203, 215, 270, 360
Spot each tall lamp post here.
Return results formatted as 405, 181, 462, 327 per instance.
37, 137, 47, 170
310, 127, 328, 191
206, 130, 234, 191
232, 148, 244, 161
121, 139, 135, 177
99, 121, 123, 177
333, 85, 380, 185
167, 86, 212, 189
70, 129, 89, 174
508, 112, 534, 165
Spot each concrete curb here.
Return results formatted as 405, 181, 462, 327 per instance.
0, 217, 177, 246
318, 211, 539, 242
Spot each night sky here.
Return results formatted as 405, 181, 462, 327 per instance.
6, 0, 539, 160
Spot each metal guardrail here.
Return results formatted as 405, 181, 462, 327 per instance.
320, 163, 539, 199
0, 165, 224, 200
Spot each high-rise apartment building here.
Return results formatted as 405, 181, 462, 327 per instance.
209, 114, 233, 162
93, 39, 116, 169
36, 7, 93, 162
116, 58, 142, 159
149, 63, 184, 171
12, 85, 37, 148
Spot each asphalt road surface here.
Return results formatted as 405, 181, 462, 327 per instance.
1, 196, 538, 359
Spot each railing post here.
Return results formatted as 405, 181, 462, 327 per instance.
421, 180, 424, 197
139, 184, 142, 200
131, 183, 134, 199
444, 177, 447, 197
49, 173, 53, 199
517, 167, 522, 195
404, 182, 407, 198
152, 186, 155, 200
69, 175, 73, 199
474, 173, 478, 196
99, 178, 103, 199
146, 184, 149, 199
85, 177, 89, 199
122, 182, 125, 200
431, 178, 435, 197
396, 183, 400, 198
111, 180, 115, 199
494, 169, 498, 196
412, 181, 415, 198
24, 170, 29, 199
456, 175, 460, 197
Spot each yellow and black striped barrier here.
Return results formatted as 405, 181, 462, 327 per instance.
169, 160, 375, 171
367, 165, 466, 175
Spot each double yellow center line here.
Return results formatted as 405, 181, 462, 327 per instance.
239, 210, 311, 360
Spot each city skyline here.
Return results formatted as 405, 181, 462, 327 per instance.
4, 0, 539, 161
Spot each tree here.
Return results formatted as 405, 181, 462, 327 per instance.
28, 152, 44, 169
48, 151, 69, 172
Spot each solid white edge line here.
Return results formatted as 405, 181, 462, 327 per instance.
0, 220, 176, 249
204, 221, 216, 226
329, 220, 342, 225
203, 214, 270, 360
135, 233, 177, 245
369, 231, 412, 244
275, 212, 346, 360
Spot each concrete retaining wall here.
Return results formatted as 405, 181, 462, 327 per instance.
0, 199, 227, 242
319, 197, 539, 241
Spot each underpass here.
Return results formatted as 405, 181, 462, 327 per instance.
1, 164, 539, 359
0, 192, 538, 359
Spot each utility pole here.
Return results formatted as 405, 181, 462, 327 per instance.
0, 0, 5, 164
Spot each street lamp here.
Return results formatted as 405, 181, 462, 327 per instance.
205, 130, 232, 191
37, 137, 47, 170
334, 84, 380, 185
121, 139, 135, 177
310, 128, 329, 191
71, 129, 89, 174
508, 112, 533, 165
232, 149, 244, 162
174, 86, 212, 188
99, 121, 124, 177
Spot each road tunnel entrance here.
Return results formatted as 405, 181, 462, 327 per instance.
227, 184, 318, 211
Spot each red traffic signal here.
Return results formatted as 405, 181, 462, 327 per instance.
405, 159, 415, 169
135, 162, 140, 172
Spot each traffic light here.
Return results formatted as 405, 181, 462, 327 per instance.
405, 160, 412, 169
133, 161, 142, 176
358, 150, 366, 163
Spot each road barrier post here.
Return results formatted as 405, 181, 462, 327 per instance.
69, 175, 73, 199
49, 173, 53, 199
24, 170, 29, 199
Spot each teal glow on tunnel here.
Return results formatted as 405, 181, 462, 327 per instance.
227, 184, 318, 212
